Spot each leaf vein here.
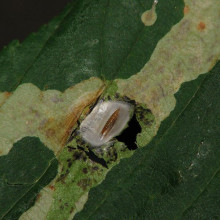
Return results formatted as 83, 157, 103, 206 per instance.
9, 2, 76, 91
99, 0, 110, 76
180, 167, 220, 219
1, 158, 56, 219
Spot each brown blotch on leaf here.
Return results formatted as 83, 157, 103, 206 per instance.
0, 92, 12, 107
77, 178, 92, 191
68, 161, 72, 168
36, 193, 42, 202
184, 5, 189, 14
38, 82, 105, 155
197, 22, 206, 31
70, 207, 74, 214
60, 87, 105, 147
82, 167, 88, 174
72, 150, 86, 161
56, 172, 68, 184
4, 91, 11, 98
93, 166, 99, 171
67, 146, 76, 152
49, 185, 55, 191
46, 128, 56, 138
67, 158, 73, 168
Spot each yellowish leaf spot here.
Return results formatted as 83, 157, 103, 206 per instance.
141, 0, 158, 26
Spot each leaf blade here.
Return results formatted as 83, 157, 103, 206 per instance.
75, 62, 220, 219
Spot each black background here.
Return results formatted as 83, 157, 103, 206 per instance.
0, 0, 72, 50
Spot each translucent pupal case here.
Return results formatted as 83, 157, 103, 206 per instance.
79, 101, 134, 147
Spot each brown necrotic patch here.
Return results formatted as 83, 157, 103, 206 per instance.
77, 178, 93, 191
184, 5, 189, 15
41, 86, 105, 154
0, 77, 105, 156
0, 91, 11, 107
197, 21, 206, 31
70, 207, 75, 214
49, 185, 55, 191
82, 168, 88, 174
35, 193, 42, 202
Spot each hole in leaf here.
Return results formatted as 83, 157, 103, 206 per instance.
77, 146, 108, 168
116, 114, 141, 150
85, 149, 108, 168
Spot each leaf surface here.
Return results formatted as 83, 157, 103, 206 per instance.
0, 0, 219, 219
0, 0, 183, 92
0, 137, 58, 219
0, 2, 73, 92
75, 61, 220, 219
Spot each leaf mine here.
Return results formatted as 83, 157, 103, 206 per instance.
141, 0, 158, 26
0, 77, 104, 156
116, 0, 220, 147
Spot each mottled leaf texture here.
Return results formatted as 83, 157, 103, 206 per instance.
75, 63, 220, 219
0, 137, 58, 219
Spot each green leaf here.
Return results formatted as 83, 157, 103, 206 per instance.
0, 0, 183, 92
0, 2, 73, 92
75, 62, 220, 219
0, 0, 219, 219
0, 137, 58, 219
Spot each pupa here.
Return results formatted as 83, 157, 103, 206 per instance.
79, 101, 134, 147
